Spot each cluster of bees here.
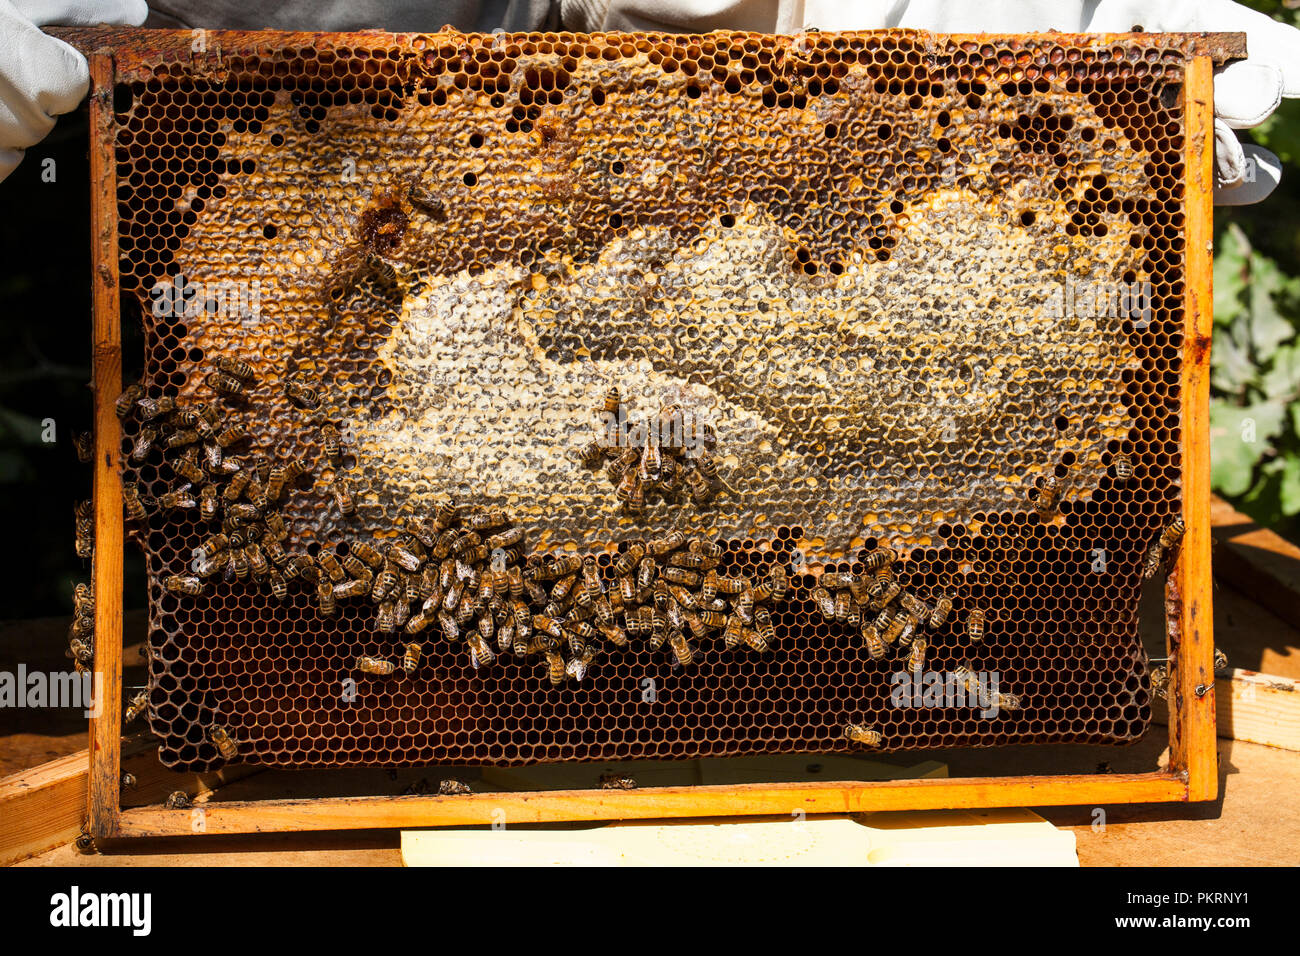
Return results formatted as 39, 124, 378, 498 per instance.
575, 387, 723, 514
354, 521, 790, 687
81, 344, 1191, 758
813, 546, 1022, 749
111, 356, 357, 604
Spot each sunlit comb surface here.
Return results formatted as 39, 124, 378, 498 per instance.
89, 28, 1200, 769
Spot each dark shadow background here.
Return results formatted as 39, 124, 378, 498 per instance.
0, 108, 146, 620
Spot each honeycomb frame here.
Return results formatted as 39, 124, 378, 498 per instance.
55, 27, 1226, 838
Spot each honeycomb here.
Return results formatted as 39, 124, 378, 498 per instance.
71, 28, 1209, 770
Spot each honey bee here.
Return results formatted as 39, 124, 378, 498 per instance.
207, 371, 247, 399
833, 588, 851, 623
566, 644, 598, 682
124, 689, 149, 726
811, 586, 836, 620
390, 541, 424, 573
317, 579, 337, 617
438, 778, 472, 796
684, 465, 715, 505
613, 543, 646, 578
163, 791, 192, 810
209, 724, 239, 760
357, 655, 395, 676
545, 650, 565, 687
576, 439, 606, 469
1214, 647, 1229, 672
172, 452, 205, 484
199, 484, 219, 520
1150, 664, 1170, 700
1033, 474, 1061, 519
351, 541, 385, 569
1113, 452, 1134, 483
195, 532, 230, 561
845, 723, 882, 748
213, 354, 258, 385
967, 607, 985, 644
407, 179, 448, 218
820, 571, 858, 590
599, 772, 637, 790
753, 605, 776, 649
269, 570, 288, 602
864, 580, 895, 612
861, 621, 888, 660
73, 431, 94, 463
246, 542, 269, 579
215, 424, 249, 448
121, 483, 147, 522
952, 663, 984, 700
115, 382, 144, 419
315, 551, 345, 583
129, 426, 157, 462
402, 641, 422, 675
165, 574, 202, 596
313, 422, 341, 465
165, 428, 199, 449
616, 469, 644, 514
68, 636, 93, 672
431, 499, 460, 532
226, 502, 261, 523
650, 530, 686, 556
667, 628, 694, 667
74, 499, 95, 558
136, 395, 176, 420
930, 595, 953, 629
907, 636, 927, 672
995, 692, 1023, 712
468, 630, 497, 671
1143, 515, 1186, 580
203, 441, 225, 475
284, 378, 320, 410
73, 582, 94, 620
862, 548, 896, 572
766, 565, 789, 603
158, 484, 198, 512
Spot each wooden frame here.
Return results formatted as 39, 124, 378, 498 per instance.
69, 35, 1222, 842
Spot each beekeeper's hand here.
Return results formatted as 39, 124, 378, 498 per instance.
0, 0, 148, 183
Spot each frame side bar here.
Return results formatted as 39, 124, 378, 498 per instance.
1173, 54, 1218, 801
87, 51, 126, 840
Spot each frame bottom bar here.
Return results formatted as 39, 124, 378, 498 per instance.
113, 772, 1188, 838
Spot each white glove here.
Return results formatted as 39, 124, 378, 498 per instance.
0, 0, 147, 183
802, 0, 1300, 205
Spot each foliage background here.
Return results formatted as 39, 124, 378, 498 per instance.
2, 5, 1300, 618
1209, 1, 1300, 538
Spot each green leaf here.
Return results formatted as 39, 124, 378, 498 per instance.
1213, 223, 1249, 326
1247, 251, 1296, 358
1212, 323, 1259, 394
1281, 456, 1300, 516
1260, 342, 1300, 400
1210, 400, 1286, 497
